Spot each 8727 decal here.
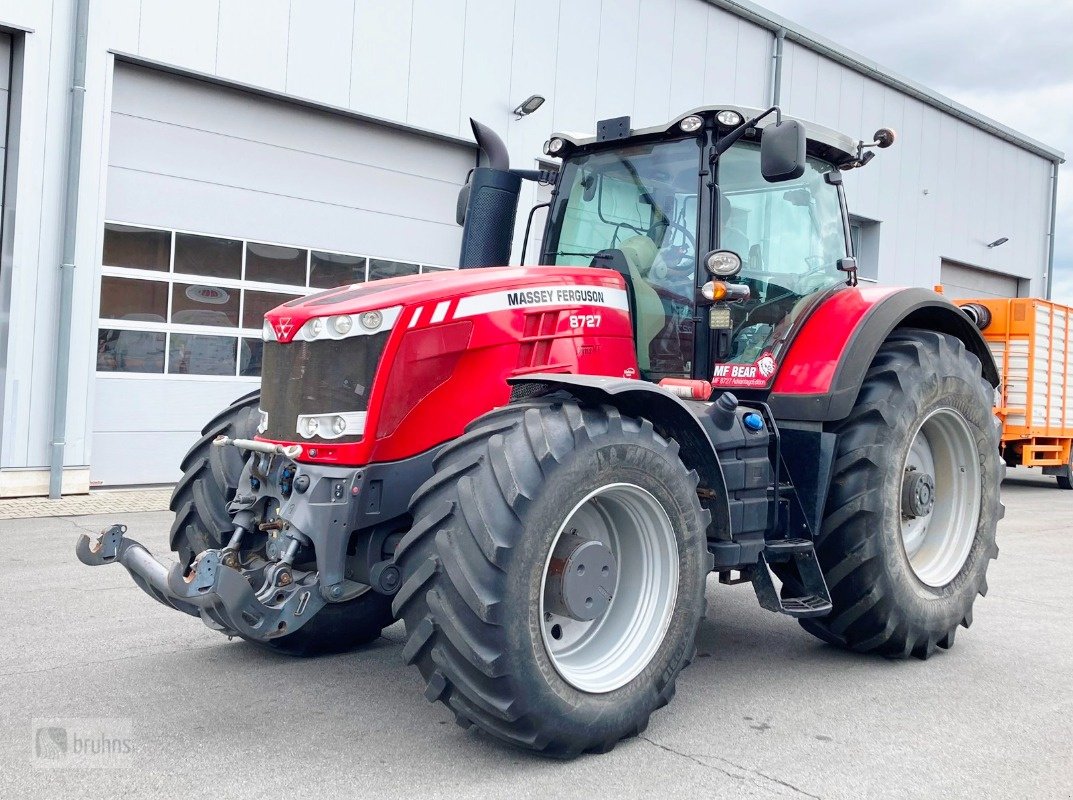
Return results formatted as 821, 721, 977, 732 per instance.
710, 352, 777, 389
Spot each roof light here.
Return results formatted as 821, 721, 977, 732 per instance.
333, 315, 353, 335
547, 137, 565, 154
679, 115, 703, 133
716, 110, 743, 127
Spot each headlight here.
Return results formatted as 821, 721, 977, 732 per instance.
359, 310, 383, 331
705, 249, 743, 277
679, 114, 703, 133
547, 137, 565, 154
293, 306, 401, 341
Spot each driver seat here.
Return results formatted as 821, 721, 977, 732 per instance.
617, 235, 666, 373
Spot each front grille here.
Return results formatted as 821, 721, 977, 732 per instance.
260, 333, 389, 443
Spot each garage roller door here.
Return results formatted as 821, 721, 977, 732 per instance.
940, 260, 1020, 300
92, 64, 473, 485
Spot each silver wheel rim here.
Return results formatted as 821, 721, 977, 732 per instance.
900, 408, 981, 587
539, 483, 679, 694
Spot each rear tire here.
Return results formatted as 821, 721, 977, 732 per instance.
393, 398, 709, 757
791, 329, 1002, 659
169, 392, 395, 656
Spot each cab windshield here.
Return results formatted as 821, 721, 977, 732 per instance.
546, 137, 700, 377
717, 142, 848, 364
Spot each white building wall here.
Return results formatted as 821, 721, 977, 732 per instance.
0, 0, 1058, 490
780, 39, 1051, 291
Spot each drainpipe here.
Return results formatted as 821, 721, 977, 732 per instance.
49, 0, 91, 498
1045, 160, 1059, 299
770, 28, 786, 106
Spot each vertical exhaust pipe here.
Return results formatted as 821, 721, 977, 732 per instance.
457, 119, 522, 268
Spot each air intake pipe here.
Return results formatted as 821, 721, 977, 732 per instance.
457, 119, 522, 268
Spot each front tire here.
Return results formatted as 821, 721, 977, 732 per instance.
794, 329, 1002, 659
169, 392, 395, 656
393, 398, 709, 757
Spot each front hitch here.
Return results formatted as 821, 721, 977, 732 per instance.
76, 524, 326, 641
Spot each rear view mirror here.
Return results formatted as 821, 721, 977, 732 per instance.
761, 120, 806, 182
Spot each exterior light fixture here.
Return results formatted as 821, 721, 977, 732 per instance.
987, 237, 1009, 248
513, 95, 546, 118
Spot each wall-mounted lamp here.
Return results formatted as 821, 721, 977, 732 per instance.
987, 237, 1009, 248
513, 94, 546, 118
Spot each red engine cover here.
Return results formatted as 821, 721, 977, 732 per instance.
260, 267, 639, 466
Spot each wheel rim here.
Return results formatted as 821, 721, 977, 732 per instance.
899, 408, 981, 587
539, 483, 679, 694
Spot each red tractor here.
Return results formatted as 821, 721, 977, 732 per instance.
79, 106, 1002, 757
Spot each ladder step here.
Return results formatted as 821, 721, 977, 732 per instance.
778, 594, 834, 617
751, 547, 833, 619
763, 537, 814, 560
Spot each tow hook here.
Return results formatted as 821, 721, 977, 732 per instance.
75, 523, 326, 641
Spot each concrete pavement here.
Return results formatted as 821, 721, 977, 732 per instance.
2, 468, 1071, 799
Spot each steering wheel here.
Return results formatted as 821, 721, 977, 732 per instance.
795, 256, 835, 294
650, 219, 696, 264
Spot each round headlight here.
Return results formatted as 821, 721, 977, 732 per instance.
333, 315, 353, 335
304, 417, 319, 436
309, 318, 324, 336
547, 137, 565, 154
716, 110, 744, 127
332, 416, 347, 435
705, 250, 743, 277
679, 115, 703, 133
359, 310, 383, 331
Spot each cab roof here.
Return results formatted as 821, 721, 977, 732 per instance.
551, 105, 860, 166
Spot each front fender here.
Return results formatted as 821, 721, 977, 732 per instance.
508, 374, 732, 540
768, 286, 999, 422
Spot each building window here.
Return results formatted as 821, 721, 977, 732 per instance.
97, 222, 455, 377
174, 233, 242, 280
369, 259, 421, 281
310, 251, 366, 288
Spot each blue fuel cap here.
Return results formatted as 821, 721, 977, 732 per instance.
742, 412, 764, 432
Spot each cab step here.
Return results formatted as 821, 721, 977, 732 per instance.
752, 538, 833, 619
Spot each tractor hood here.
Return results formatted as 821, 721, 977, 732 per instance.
263, 266, 628, 344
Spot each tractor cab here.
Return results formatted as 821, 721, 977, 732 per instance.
536, 106, 868, 383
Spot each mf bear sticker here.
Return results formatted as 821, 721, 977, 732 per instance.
711, 352, 777, 389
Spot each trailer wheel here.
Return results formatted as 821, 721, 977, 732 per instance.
393, 398, 709, 757
792, 329, 1002, 659
170, 392, 394, 656
1056, 451, 1072, 490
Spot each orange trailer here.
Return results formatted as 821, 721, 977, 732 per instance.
956, 297, 1073, 488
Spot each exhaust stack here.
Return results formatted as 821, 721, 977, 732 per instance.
457, 119, 522, 269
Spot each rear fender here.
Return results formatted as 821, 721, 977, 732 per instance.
508, 374, 731, 540
769, 287, 999, 422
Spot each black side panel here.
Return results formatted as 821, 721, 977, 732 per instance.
769, 288, 1000, 422
348, 446, 440, 531
778, 421, 836, 536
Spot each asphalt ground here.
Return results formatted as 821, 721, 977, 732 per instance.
2, 468, 1070, 799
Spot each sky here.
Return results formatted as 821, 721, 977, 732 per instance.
754, 0, 1073, 303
